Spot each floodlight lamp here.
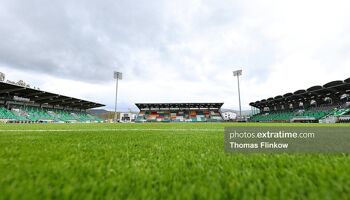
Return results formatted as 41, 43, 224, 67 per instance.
233, 70, 242, 76
0, 72, 5, 82
114, 71, 123, 80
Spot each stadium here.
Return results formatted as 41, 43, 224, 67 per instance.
2, 74, 350, 124
0, 78, 104, 123
249, 78, 350, 123
135, 103, 224, 122
2, 1, 350, 199
1, 70, 350, 199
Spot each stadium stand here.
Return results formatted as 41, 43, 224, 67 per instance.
135, 103, 224, 122
0, 81, 104, 123
249, 78, 350, 123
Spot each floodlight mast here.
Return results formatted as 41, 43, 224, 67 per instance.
233, 69, 242, 119
114, 71, 122, 122
0, 72, 5, 82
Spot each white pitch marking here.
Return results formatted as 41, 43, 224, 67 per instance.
0, 128, 223, 132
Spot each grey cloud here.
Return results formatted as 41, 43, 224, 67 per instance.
0, 0, 167, 82
0, 0, 279, 85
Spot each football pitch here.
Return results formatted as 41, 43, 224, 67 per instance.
1, 123, 350, 199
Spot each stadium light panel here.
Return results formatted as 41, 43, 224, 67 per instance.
0, 72, 5, 82
233, 70, 242, 76
114, 71, 123, 80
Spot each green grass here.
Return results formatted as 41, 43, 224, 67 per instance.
1, 122, 350, 199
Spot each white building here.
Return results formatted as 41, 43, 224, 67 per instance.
221, 111, 237, 121
119, 112, 137, 122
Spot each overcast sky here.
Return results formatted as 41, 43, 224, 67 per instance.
1, 0, 350, 111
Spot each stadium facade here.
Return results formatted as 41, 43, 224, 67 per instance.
249, 78, 350, 123
0, 81, 104, 123
135, 103, 224, 122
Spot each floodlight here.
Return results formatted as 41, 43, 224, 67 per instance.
114, 71, 123, 122
233, 70, 242, 76
114, 71, 123, 80
0, 72, 5, 82
233, 69, 243, 119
